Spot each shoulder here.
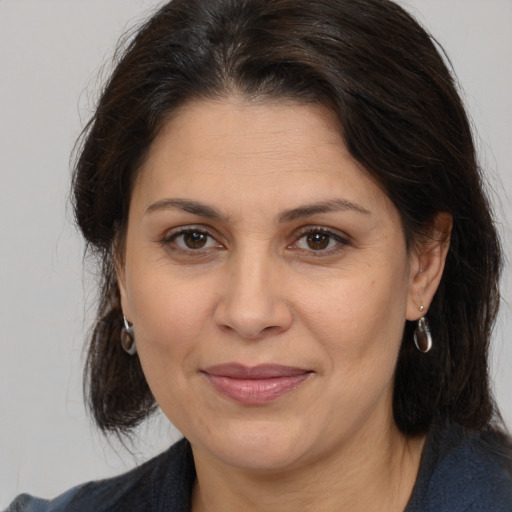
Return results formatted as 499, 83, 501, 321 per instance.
4, 438, 195, 512
406, 418, 512, 512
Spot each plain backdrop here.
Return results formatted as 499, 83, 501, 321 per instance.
1, 0, 511, 507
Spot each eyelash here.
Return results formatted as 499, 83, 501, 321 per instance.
160, 226, 222, 254
290, 226, 350, 255
159, 226, 350, 257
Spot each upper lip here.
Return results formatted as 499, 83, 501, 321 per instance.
202, 363, 311, 379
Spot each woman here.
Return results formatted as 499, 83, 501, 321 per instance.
7, 0, 511, 510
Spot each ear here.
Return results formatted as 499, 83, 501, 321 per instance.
406, 212, 452, 321
114, 244, 132, 323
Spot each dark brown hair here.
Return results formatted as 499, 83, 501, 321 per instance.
73, 0, 503, 437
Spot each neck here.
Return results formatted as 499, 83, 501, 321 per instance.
191, 420, 425, 512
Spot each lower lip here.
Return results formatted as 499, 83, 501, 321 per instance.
204, 373, 312, 404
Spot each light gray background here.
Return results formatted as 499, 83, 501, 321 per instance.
1, 0, 511, 507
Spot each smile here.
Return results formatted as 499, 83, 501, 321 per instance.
202, 364, 313, 404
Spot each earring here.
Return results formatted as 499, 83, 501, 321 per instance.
414, 316, 432, 353
120, 315, 137, 355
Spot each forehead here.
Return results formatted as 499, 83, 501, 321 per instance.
132, 97, 394, 220
149, 96, 343, 167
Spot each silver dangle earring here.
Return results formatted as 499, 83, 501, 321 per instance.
414, 316, 432, 353
120, 315, 137, 355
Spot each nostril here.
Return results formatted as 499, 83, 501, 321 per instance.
262, 325, 282, 335
214, 310, 289, 340
217, 323, 288, 342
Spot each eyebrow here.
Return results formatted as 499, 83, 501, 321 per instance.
278, 199, 371, 223
145, 197, 371, 222
145, 198, 224, 219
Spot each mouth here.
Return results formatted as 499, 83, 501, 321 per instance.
201, 364, 313, 404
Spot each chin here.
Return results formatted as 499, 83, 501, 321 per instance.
195, 419, 313, 472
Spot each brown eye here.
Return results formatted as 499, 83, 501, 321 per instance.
182, 231, 209, 249
161, 227, 223, 256
164, 228, 219, 251
306, 232, 330, 250
293, 228, 349, 254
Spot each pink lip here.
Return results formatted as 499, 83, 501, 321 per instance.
202, 364, 313, 404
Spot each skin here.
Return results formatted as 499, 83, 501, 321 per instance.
118, 97, 450, 512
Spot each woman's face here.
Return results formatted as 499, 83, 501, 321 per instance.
119, 97, 423, 472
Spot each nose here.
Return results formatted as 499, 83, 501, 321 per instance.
213, 249, 293, 341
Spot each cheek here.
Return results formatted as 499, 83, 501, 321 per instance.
296, 260, 409, 367
126, 271, 216, 419
126, 263, 217, 357
294, 265, 409, 434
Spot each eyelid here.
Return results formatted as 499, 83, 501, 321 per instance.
157, 224, 351, 255
293, 225, 350, 241
159, 225, 224, 249
289, 225, 351, 253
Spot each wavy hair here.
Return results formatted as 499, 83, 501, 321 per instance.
73, 0, 503, 437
